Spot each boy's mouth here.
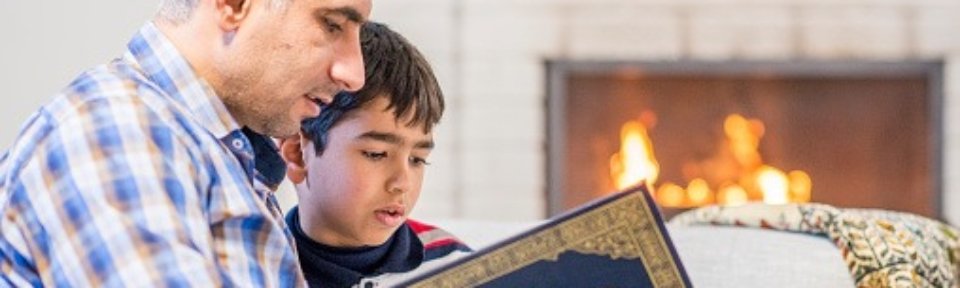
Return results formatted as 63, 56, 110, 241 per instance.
374, 205, 406, 227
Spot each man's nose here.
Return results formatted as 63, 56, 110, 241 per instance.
329, 33, 365, 92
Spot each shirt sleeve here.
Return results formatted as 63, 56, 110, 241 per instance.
1, 95, 222, 287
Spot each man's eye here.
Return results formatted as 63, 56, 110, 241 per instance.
410, 157, 431, 167
362, 151, 387, 160
323, 17, 343, 33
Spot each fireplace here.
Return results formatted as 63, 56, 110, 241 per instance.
546, 61, 943, 219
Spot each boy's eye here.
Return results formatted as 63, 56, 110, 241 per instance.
410, 156, 431, 167
362, 151, 387, 160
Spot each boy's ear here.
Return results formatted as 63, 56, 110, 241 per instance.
216, 0, 252, 31
279, 135, 307, 184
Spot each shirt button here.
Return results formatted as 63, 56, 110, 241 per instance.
232, 139, 244, 149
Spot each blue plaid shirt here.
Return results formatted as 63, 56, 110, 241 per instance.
0, 22, 304, 287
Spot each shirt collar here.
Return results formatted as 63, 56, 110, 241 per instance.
244, 127, 287, 190
285, 206, 424, 286
123, 21, 239, 139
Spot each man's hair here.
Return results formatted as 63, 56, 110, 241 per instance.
301, 22, 446, 154
157, 0, 289, 24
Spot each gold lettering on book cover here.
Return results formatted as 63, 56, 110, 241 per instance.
569, 226, 643, 260
407, 192, 686, 288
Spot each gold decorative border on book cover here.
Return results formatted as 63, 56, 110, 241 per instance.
406, 192, 686, 288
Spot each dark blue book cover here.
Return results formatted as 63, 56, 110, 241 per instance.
395, 184, 692, 287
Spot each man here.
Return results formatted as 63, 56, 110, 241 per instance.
0, 0, 370, 286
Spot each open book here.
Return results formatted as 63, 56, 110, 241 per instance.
393, 184, 692, 287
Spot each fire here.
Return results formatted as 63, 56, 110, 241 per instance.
717, 185, 749, 206
610, 120, 659, 190
756, 165, 788, 204
610, 113, 812, 208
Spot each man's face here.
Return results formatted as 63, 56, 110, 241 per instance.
296, 97, 433, 247
218, 0, 371, 137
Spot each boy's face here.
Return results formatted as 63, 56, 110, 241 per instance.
287, 96, 434, 247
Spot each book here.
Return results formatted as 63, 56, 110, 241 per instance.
394, 184, 692, 287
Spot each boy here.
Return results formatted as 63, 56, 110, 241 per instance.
279, 22, 471, 287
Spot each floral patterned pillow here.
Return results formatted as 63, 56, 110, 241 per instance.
671, 203, 960, 288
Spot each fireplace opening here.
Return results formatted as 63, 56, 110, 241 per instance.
546, 61, 943, 219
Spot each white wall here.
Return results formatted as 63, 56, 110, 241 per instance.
0, 2, 158, 146
4, 1, 959, 225
373, 0, 960, 224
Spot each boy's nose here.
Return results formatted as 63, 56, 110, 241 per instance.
387, 166, 412, 195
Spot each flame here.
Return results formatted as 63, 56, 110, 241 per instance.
718, 185, 749, 206
686, 178, 711, 205
610, 120, 659, 190
788, 170, 812, 202
609, 112, 812, 208
657, 183, 685, 207
724, 114, 764, 169
756, 166, 789, 204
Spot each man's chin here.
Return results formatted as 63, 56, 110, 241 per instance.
251, 122, 299, 139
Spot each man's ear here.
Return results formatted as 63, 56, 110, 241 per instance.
279, 135, 308, 184
216, 0, 252, 31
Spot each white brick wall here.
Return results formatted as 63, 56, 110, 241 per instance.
687, 6, 794, 60
17, 0, 954, 224
944, 57, 960, 225
365, 0, 960, 224
798, 5, 910, 59
566, 5, 682, 59
461, 1, 563, 56
915, 5, 960, 57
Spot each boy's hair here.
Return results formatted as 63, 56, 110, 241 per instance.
301, 22, 445, 154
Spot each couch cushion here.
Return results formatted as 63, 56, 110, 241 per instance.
668, 225, 855, 287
